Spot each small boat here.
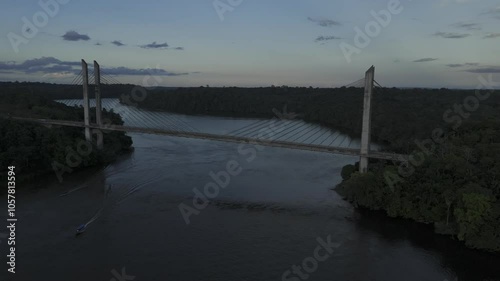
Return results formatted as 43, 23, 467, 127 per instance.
76, 224, 87, 236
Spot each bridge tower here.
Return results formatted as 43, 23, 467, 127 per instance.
81, 59, 104, 149
93, 60, 103, 150
359, 66, 375, 173
81, 59, 91, 143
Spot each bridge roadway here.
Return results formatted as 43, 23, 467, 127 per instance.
7, 117, 407, 162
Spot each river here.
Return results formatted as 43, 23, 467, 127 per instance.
1, 99, 499, 281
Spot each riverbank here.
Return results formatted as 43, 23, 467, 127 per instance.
335, 120, 500, 253
0, 92, 133, 186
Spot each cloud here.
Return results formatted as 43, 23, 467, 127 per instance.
95, 42, 102, 46
484, 33, 500, 39
0, 57, 192, 77
140, 41, 169, 49
101, 67, 189, 76
413, 58, 438, 63
308, 17, 341, 27
314, 35, 342, 43
433, 32, 470, 38
111, 40, 125, 46
481, 6, 500, 19
62, 31, 90, 41
440, 0, 480, 7
0, 57, 80, 75
447, 62, 479, 67
452, 22, 481, 30
466, 66, 500, 73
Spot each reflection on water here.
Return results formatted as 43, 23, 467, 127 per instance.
1, 101, 498, 281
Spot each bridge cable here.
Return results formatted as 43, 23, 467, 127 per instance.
141, 111, 186, 132
309, 128, 332, 145
232, 119, 285, 138
319, 131, 337, 146
274, 123, 317, 143
228, 119, 273, 136
327, 131, 343, 147
266, 121, 307, 140
290, 125, 321, 143
300, 126, 326, 144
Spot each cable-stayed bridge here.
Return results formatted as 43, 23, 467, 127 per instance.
5, 61, 407, 171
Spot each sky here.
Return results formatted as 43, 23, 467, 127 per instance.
0, 0, 499, 88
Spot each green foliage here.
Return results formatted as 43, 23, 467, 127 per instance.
0, 91, 132, 184
341, 164, 356, 180
338, 120, 500, 252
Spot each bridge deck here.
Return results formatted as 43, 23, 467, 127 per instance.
6, 117, 407, 161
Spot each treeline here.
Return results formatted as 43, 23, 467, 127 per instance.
0, 81, 137, 100
337, 120, 500, 252
129, 86, 500, 153
0, 91, 133, 184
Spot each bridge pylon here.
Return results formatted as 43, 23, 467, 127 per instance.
94, 60, 103, 150
81, 59, 91, 143
359, 66, 374, 173
81, 59, 104, 149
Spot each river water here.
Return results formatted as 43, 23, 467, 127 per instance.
1, 99, 499, 281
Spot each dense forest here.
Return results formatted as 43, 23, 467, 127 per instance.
0, 90, 133, 185
0, 81, 137, 100
337, 120, 500, 252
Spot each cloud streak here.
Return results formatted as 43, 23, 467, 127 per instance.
433, 32, 470, 39
413, 58, 438, 63
446, 62, 479, 68
102, 67, 189, 76
483, 33, 500, 39
482, 6, 500, 20
466, 66, 500, 73
0, 57, 192, 77
112, 40, 125, 46
62, 31, 90, 41
314, 35, 342, 43
140, 42, 169, 49
308, 17, 341, 27
452, 22, 481, 30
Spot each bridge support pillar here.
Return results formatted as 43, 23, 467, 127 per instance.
94, 61, 103, 150
82, 60, 91, 143
359, 66, 374, 173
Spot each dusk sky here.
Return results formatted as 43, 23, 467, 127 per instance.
1, 0, 499, 88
